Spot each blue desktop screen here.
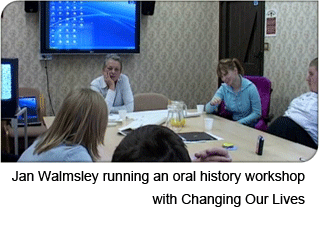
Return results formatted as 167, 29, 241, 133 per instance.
46, 1, 138, 51
18, 97, 38, 121
1, 64, 12, 100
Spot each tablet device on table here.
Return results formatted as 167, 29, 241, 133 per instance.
178, 132, 218, 142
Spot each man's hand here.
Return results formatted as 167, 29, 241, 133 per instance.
193, 147, 232, 162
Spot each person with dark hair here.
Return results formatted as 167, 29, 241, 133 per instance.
268, 58, 318, 149
90, 54, 134, 113
112, 125, 232, 162
205, 58, 261, 127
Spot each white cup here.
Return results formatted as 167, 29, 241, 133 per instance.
119, 110, 127, 120
204, 118, 214, 131
197, 104, 204, 113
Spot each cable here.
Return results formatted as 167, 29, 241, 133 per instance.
44, 60, 55, 116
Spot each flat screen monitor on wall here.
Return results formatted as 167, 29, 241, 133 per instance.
40, 1, 140, 54
1, 58, 19, 119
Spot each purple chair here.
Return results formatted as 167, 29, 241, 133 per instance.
217, 75, 272, 131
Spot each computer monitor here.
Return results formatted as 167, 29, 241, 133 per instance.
1, 58, 19, 118
40, 1, 141, 54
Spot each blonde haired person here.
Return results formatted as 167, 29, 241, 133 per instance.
18, 88, 108, 162
205, 58, 261, 127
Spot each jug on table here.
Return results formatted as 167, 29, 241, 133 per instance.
170, 100, 187, 118
166, 103, 186, 133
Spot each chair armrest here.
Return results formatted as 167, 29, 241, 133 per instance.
255, 119, 268, 132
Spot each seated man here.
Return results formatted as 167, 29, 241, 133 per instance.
112, 125, 232, 162
268, 58, 318, 149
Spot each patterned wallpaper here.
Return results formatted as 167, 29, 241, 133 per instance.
1, 1, 318, 122
1, 1, 219, 115
264, 1, 318, 120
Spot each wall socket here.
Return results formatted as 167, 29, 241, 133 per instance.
264, 43, 270, 51
39, 54, 53, 61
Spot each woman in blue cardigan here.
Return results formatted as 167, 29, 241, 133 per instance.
206, 58, 261, 127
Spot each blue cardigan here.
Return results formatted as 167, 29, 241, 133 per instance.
205, 76, 261, 127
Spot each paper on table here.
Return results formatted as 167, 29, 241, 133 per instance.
108, 114, 122, 123
185, 112, 201, 118
118, 109, 168, 134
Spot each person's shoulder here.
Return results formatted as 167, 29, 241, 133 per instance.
91, 75, 103, 85
307, 91, 318, 97
242, 78, 258, 92
120, 74, 129, 81
17, 140, 39, 162
64, 145, 93, 162
301, 92, 318, 100
119, 74, 131, 86
219, 83, 228, 90
218, 83, 232, 94
242, 77, 254, 87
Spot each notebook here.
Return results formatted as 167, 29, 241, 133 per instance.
178, 132, 223, 143
17, 96, 42, 126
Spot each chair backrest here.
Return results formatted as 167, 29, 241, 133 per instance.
216, 76, 272, 131
19, 87, 46, 122
134, 93, 169, 112
243, 75, 272, 118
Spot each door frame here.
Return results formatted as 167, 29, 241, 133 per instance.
219, 1, 265, 76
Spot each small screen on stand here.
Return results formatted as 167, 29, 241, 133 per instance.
1, 64, 12, 100
1, 58, 19, 118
